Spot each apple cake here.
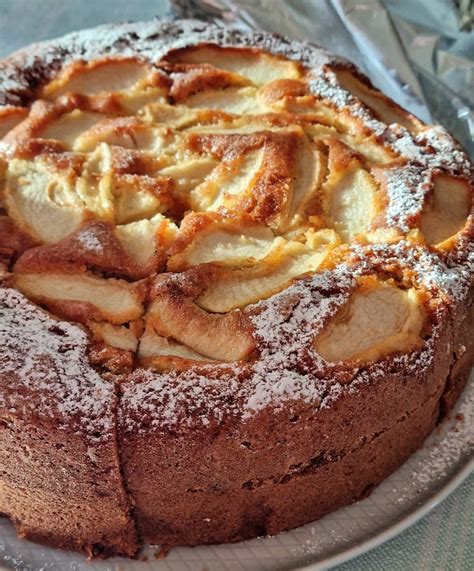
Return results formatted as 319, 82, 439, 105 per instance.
0, 19, 472, 558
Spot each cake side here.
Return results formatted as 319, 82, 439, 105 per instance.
0, 287, 138, 558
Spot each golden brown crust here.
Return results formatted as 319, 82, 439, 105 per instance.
146, 267, 255, 363
0, 215, 38, 264
14, 219, 158, 278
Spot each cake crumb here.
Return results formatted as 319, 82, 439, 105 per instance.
154, 545, 172, 560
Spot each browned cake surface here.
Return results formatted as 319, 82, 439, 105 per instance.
0, 19, 472, 558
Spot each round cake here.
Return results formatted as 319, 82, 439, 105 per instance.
0, 19, 472, 559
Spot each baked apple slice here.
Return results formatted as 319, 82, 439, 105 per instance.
0, 106, 28, 139
325, 139, 380, 242
14, 272, 145, 324
314, 277, 425, 363
5, 156, 87, 243
334, 68, 423, 134
145, 270, 255, 362
42, 58, 151, 98
196, 231, 339, 313
166, 44, 301, 85
420, 175, 471, 247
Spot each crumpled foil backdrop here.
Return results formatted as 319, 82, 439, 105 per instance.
171, 0, 474, 158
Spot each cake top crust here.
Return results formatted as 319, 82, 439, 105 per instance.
0, 19, 472, 435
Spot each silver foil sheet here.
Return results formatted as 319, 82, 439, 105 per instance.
171, 0, 474, 158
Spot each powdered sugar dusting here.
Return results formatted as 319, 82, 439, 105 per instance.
383, 130, 472, 233
348, 240, 474, 304
120, 251, 452, 432
121, 268, 353, 431
309, 71, 386, 138
244, 268, 353, 415
413, 392, 473, 486
305, 63, 471, 239
0, 287, 114, 440
305, 63, 472, 236
75, 227, 104, 252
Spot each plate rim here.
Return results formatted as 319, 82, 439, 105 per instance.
1, 462, 472, 571
300, 455, 474, 570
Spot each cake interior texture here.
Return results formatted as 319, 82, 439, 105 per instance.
0, 19, 472, 559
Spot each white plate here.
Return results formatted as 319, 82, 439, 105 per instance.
1, 377, 472, 571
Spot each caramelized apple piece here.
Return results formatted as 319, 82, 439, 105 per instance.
329, 167, 377, 242
169, 216, 280, 271
0, 107, 28, 139
147, 274, 254, 361
115, 215, 177, 268
420, 175, 471, 246
39, 110, 104, 149
197, 232, 338, 313
138, 326, 210, 361
43, 59, 149, 98
115, 88, 168, 114
88, 321, 140, 351
75, 144, 114, 221
335, 68, 422, 134
140, 101, 222, 129
185, 87, 269, 115
112, 174, 167, 225
74, 117, 165, 152
315, 280, 425, 363
168, 63, 250, 102
192, 148, 264, 212
167, 45, 301, 85
15, 273, 144, 323
326, 140, 379, 242
5, 158, 86, 243
159, 157, 217, 192
286, 139, 325, 228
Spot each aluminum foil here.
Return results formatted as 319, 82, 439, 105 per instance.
170, 0, 474, 158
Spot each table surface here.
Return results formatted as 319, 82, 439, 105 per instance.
0, 1, 472, 570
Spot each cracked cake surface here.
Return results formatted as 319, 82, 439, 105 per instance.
0, 18, 472, 557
